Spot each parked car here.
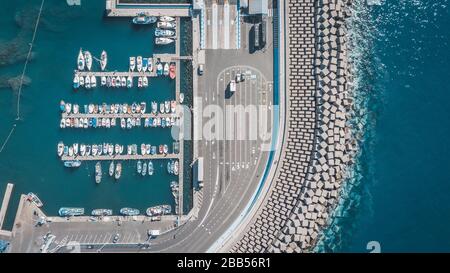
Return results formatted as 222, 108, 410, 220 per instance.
198, 64, 204, 75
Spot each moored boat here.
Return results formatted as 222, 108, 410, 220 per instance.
127, 76, 133, 88
137, 160, 142, 174
100, 50, 107, 71
169, 62, 176, 79
64, 160, 81, 168
163, 63, 170, 76
91, 209, 113, 216
142, 57, 148, 72
27, 193, 43, 207
84, 51, 92, 71
155, 28, 175, 37
142, 162, 147, 176
156, 62, 163, 76
73, 74, 80, 89
120, 207, 140, 216
90, 75, 97, 88
115, 162, 122, 180
157, 21, 176, 29
59, 207, 84, 217
129, 56, 136, 71
179, 93, 185, 103
137, 56, 143, 72
57, 142, 64, 157
132, 13, 157, 25
101, 76, 107, 86
95, 162, 102, 184
148, 161, 154, 176
159, 16, 175, 22
142, 76, 148, 87
156, 37, 175, 45
77, 48, 85, 70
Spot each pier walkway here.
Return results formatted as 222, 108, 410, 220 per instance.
105, 0, 191, 18
61, 154, 179, 161
0, 183, 13, 230
62, 113, 177, 119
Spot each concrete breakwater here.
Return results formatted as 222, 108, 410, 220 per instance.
230, 0, 357, 253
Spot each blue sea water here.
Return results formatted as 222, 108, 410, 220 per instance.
317, 0, 450, 252
0, 0, 192, 229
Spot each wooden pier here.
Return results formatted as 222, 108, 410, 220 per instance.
0, 183, 13, 230
105, 0, 192, 18
61, 153, 179, 161
62, 113, 177, 119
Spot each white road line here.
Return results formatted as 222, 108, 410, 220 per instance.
223, 3, 230, 49
212, 3, 218, 49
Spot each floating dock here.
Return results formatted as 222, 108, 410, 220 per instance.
0, 183, 13, 230
105, 0, 192, 18
61, 153, 179, 161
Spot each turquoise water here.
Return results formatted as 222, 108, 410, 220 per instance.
0, 0, 192, 228
317, 0, 450, 252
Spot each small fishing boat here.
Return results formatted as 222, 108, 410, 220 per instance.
68, 146, 74, 156
142, 76, 149, 87
79, 76, 84, 86
171, 100, 176, 113
159, 16, 175, 22
60, 118, 65, 128
173, 160, 179, 175
60, 100, 65, 112
100, 50, 107, 71
86, 145, 91, 156
127, 76, 133, 88
159, 103, 164, 113
73, 74, 80, 89
148, 58, 153, 72
84, 51, 92, 71
115, 77, 121, 87
145, 144, 151, 155
85, 75, 91, 89
132, 13, 157, 25
179, 93, 185, 103
27, 193, 43, 208
59, 207, 84, 217
167, 161, 173, 174
80, 144, 86, 156
156, 37, 175, 45
109, 161, 114, 177
148, 161, 154, 176
91, 209, 113, 216
169, 62, 176, 79
137, 56, 143, 72
142, 161, 148, 176
129, 56, 136, 71
138, 77, 143, 88
95, 162, 102, 184
137, 160, 142, 174
101, 76, 107, 86
57, 142, 64, 157
90, 75, 97, 88
120, 207, 140, 216
161, 118, 166, 128
151, 146, 157, 155
156, 62, 163, 76
142, 57, 148, 72
157, 21, 176, 29
77, 48, 85, 70
141, 143, 146, 155
73, 143, 79, 155
159, 145, 163, 154
163, 144, 169, 154
63, 145, 68, 156
121, 76, 127, 87
64, 160, 81, 168
115, 144, 120, 154
163, 63, 170, 76
106, 76, 112, 87
140, 102, 146, 113
155, 28, 175, 37
115, 162, 122, 180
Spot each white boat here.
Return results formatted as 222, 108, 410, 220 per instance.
142, 162, 147, 177
90, 75, 97, 88
79, 76, 84, 86
163, 63, 170, 76
57, 142, 64, 157
129, 57, 136, 71
148, 58, 153, 72
164, 101, 170, 113
109, 161, 114, 177
73, 143, 79, 155
85, 75, 91, 89
121, 76, 127, 87
84, 51, 92, 71
137, 160, 142, 174
132, 13, 157, 25
155, 37, 175, 45
148, 161, 154, 175
137, 56, 143, 72
155, 28, 175, 37
80, 144, 86, 156
77, 49, 85, 70
27, 193, 43, 208
142, 76, 148, 87
157, 21, 176, 29
159, 103, 164, 113
159, 16, 175, 22
179, 93, 184, 103
115, 163, 122, 180
73, 74, 79, 89
127, 76, 133, 88
101, 76, 106, 86
95, 162, 102, 184
138, 77, 143, 88
100, 50, 107, 71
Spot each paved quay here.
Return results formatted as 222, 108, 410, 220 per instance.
0, 183, 14, 231
105, 0, 191, 17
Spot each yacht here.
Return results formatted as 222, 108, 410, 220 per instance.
132, 13, 157, 25
142, 76, 148, 87
137, 160, 142, 174
109, 161, 114, 177
77, 48, 85, 70
59, 207, 84, 217
95, 162, 102, 184
90, 75, 97, 88
148, 58, 153, 72
121, 76, 127, 87
27, 193, 43, 208
80, 144, 86, 156
120, 208, 140, 216
142, 161, 147, 176
148, 161, 154, 176
157, 21, 176, 29
163, 63, 170, 76
63, 160, 81, 168
73, 74, 80, 89
91, 209, 113, 216
115, 162, 122, 180
85, 75, 91, 89
57, 142, 64, 157
101, 76, 107, 86
173, 160, 179, 175
100, 50, 107, 71
159, 16, 175, 22
84, 51, 92, 71
129, 57, 136, 71
155, 28, 175, 37
137, 56, 143, 72
156, 37, 175, 45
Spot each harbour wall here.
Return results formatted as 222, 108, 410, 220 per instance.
230, 0, 357, 253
